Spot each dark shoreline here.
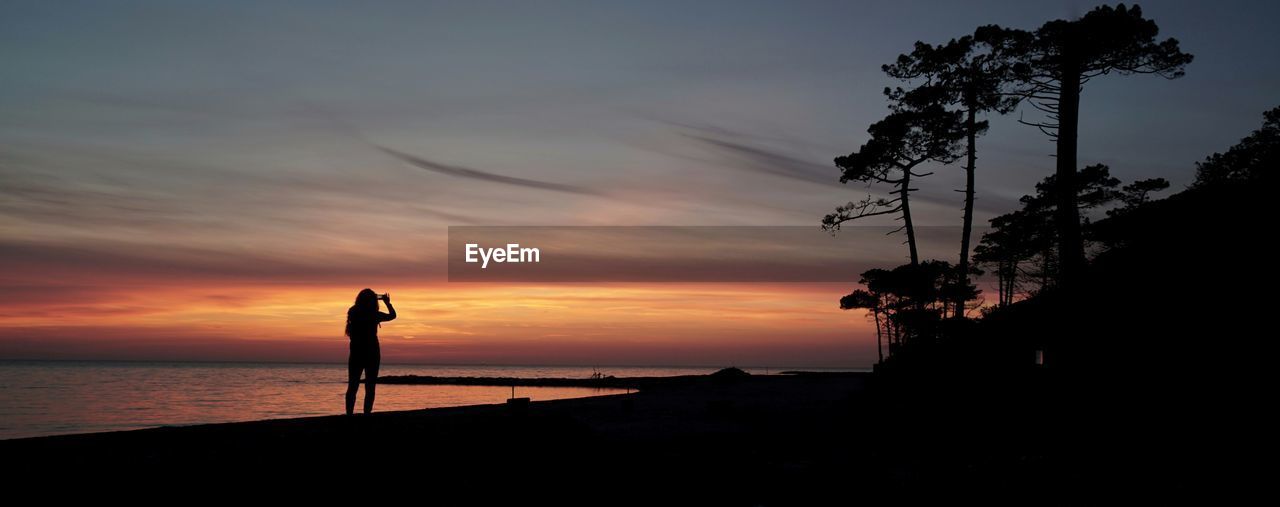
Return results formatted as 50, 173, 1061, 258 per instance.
0, 369, 865, 443
373, 367, 861, 389
0, 367, 1205, 501
0, 369, 869, 443
0, 371, 870, 497
375, 373, 693, 389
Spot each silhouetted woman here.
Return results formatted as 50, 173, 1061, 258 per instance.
345, 288, 396, 415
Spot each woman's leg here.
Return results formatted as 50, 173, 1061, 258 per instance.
363, 347, 381, 414
346, 352, 362, 415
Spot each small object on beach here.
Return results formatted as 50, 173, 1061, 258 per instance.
508, 383, 528, 410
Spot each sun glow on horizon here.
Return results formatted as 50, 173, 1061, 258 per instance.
0, 281, 877, 367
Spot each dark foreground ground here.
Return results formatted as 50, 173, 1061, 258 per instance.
0, 370, 1206, 503
1, 372, 863, 500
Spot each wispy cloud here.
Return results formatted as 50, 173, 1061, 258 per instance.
376, 145, 602, 196
0, 237, 440, 287
670, 122, 1019, 216
682, 133, 840, 187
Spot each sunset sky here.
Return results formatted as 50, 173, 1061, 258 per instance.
3, 0, 1278, 367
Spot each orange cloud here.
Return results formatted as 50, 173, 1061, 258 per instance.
0, 281, 877, 367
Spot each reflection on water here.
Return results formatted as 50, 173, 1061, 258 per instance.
0, 361, 672, 440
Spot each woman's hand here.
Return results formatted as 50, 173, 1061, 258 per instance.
381, 292, 396, 321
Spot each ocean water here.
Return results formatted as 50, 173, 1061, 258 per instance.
0, 361, 799, 440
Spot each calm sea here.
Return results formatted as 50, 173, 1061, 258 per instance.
0, 360, 825, 440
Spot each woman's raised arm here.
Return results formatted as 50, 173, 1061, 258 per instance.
380, 293, 397, 321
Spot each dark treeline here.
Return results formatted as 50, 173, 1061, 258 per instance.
825, 3, 1267, 500
974, 163, 1168, 306
828, 3, 1192, 364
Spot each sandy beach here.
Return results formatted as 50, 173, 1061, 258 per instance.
1, 372, 871, 499
0, 368, 1211, 503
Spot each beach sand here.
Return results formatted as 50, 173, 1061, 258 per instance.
0, 373, 870, 500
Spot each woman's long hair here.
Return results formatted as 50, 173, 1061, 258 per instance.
345, 288, 380, 337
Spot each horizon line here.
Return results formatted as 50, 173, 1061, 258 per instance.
0, 357, 869, 371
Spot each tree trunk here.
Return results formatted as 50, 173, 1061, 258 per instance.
996, 262, 1007, 307
1004, 261, 1016, 306
900, 170, 919, 266
956, 100, 978, 316
1055, 59, 1085, 287
873, 308, 884, 363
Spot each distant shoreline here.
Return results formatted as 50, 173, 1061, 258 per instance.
0, 358, 870, 371
0, 369, 870, 443
0, 371, 868, 492
0, 363, 870, 440
377, 369, 868, 389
